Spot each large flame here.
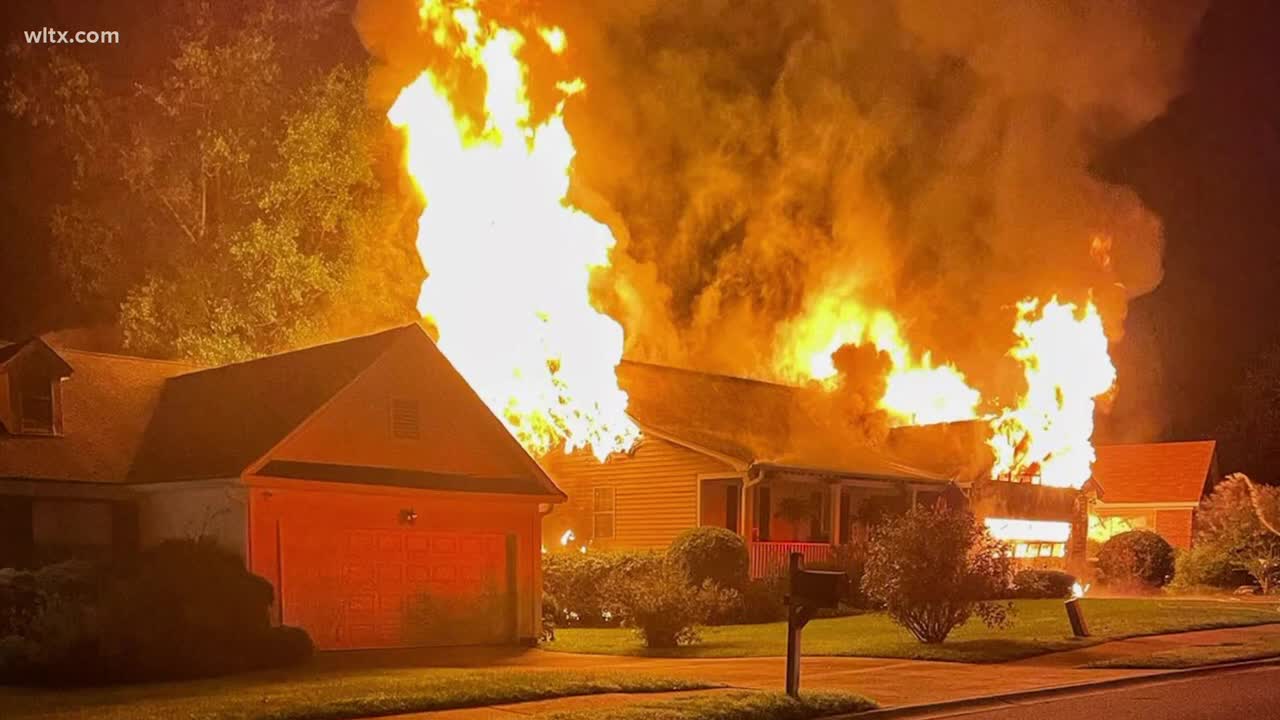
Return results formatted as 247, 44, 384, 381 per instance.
988, 298, 1116, 489
388, 0, 639, 460
774, 297, 981, 426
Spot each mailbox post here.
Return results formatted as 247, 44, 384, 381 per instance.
784, 552, 846, 698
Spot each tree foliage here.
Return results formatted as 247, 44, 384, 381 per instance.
4, 0, 420, 363
1195, 473, 1280, 594
861, 506, 1013, 644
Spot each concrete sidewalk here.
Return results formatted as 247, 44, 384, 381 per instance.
362, 623, 1280, 719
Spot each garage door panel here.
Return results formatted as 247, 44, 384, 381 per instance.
280, 523, 514, 650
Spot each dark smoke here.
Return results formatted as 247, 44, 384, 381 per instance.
357, 0, 1207, 418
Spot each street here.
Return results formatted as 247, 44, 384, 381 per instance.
906, 664, 1280, 720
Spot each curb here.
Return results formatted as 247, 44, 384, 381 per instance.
829, 656, 1280, 719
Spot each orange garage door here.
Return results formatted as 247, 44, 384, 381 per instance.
278, 523, 515, 649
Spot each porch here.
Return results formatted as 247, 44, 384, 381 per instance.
700, 467, 953, 578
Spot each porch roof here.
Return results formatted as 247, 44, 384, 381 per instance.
618, 361, 950, 485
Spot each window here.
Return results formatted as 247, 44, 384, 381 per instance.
390, 398, 420, 439
592, 487, 615, 539
18, 375, 54, 434
1011, 541, 1067, 559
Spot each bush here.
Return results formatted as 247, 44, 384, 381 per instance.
0, 540, 312, 685
542, 550, 662, 626
1010, 569, 1077, 599
735, 576, 788, 624
1171, 543, 1251, 591
1097, 530, 1175, 589
667, 527, 749, 592
1193, 474, 1280, 594
862, 506, 1013, 644
607, 561, 717, 648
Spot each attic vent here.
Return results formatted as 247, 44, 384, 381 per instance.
390, 398, 420, 439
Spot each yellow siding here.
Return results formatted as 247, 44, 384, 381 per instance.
541, 436, 736, 550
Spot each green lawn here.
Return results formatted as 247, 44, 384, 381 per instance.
1087, 634, 1280, 669
545, 599, 1280, 663
1, 666, 716, 720
545, 691, 876, 720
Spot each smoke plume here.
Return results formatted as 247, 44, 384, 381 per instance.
357, 0, 1207, 412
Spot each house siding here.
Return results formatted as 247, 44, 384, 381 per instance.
136, 480, 247, 557
1155, 508, 1195, 549
1091, 505, 1197, 550
541, 436, 736, 550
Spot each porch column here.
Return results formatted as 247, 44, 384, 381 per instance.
738, 479, 751, 540
829, 483, 841, 545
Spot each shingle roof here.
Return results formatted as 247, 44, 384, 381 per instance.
128, 327, 406, 482
0, 348, 197, 483
1091, 441, 1218, 504
616, 360, 947, 483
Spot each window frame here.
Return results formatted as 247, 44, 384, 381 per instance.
592, 486, 616, 540
17, 376, 56, 435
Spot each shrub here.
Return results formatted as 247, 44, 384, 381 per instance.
1097, 530, 1176, 589
667, 527, 749, 591
1193, 473, 1280, 594
607, 561, 716, 648
1170, 543, 1251, 592
736, 576, 788, 624
1010, 569, 1077, 599
0, 539, 312, 685
861, 506, 1013, 644
542, 550, 662, 626
540, 593, 559, 642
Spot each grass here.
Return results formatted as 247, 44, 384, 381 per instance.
0, 666, 717, 720
1087, 634, 1280, 669
545, 598, 1280, 663
544, 690, 877, 720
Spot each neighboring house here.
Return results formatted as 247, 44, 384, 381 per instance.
0, 326, 563, 650
542, 362, 1080, 576
1086, 440, 1219, 551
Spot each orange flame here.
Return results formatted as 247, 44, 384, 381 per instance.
388, 0, 639, 460
988, 298, 1116, 488
775, 297, 981, 426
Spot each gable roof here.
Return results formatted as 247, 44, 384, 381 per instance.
127, 324, 561, 497
0, 337, 75, 377
1, 326, 559, 499
1090, 441, 1219, 504
128, 327, 408, 482
616, 360, 947, 483
0, 347, 197, 483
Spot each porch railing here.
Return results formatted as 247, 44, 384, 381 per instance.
748, 541, 835, 578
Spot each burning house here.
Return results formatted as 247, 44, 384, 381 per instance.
541, 364, 1083, 577
363, 0, 1153, 576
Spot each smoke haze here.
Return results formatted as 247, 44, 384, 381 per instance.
357, 0, 1207, 420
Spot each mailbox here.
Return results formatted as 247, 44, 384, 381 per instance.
790, 568, 846, 609
784, 553, 847, 698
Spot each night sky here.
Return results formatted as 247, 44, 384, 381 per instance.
1, 0, 1278, 451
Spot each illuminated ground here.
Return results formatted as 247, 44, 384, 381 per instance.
545, 599, 1280, 662
0, 668, 714, 720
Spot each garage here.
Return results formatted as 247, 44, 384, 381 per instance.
277, 524, 516, 649
249, 480, 543, 651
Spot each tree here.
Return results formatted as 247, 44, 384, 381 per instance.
861, 505, 1012, 644
1196, 473, 1280, 594
5, 0, 419, 363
